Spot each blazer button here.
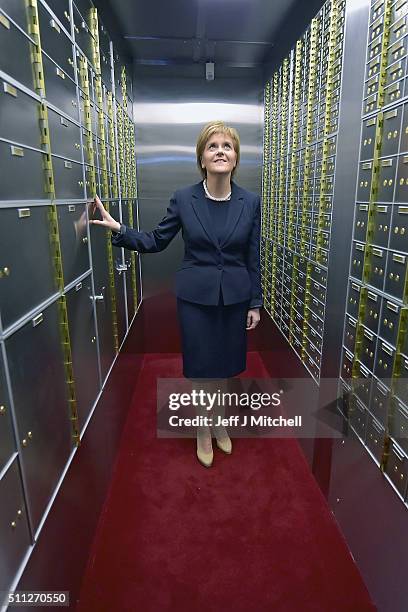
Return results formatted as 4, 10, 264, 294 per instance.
217, 264, 223, 270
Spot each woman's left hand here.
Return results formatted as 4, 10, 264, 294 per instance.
246, 308, 260, 330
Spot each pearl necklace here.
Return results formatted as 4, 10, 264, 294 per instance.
203, 179, 231, 202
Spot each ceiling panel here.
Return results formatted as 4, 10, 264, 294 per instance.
128, 39, 196, 62
118, 0, 198, 38
204, 0, 295, 41
102, 0, 304, 67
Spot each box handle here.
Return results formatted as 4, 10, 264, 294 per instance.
3, 82, 17, 97
32, 313, 43, 327
381, 343, 393, 356
10, 145, 24, 157
49, 18, 61, 34
0, 13, 10, 29
384, 109, 398, 119
386, 301, 399, 313
18, 208, 30, 218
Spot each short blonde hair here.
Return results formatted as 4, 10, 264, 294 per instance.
196, 121, 240, 179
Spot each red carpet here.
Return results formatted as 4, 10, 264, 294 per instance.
77, 352, 375, 612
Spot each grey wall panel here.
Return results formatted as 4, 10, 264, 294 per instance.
0, 141, 50, 201
42, 0, 71, 34
132, 74, 263, 299
5, 301, 72, 532
43, 53, 79, 122
48, 107, 82, 162
0, 16, 35, 92
0, 79, 43, 150
0, 205, 56, 330
38, 1, 75, 81
0, 458, 31, 596
0, 1, 29, 34
57, 202, 90, 286
52, 155, 85, 199
0, 349, 16, 471
65, 278, 99, 429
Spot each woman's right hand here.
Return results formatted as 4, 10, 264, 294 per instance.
89, 195, 121, 232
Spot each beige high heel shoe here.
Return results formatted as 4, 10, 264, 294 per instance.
212, 426, 232, 454
196, 427, 213, 467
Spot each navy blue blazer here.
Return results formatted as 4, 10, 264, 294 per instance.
111, 180, 263, 308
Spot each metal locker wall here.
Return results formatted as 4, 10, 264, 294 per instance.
0, 0, 141, 597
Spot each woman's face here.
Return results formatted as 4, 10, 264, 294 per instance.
201, 132, 237, 178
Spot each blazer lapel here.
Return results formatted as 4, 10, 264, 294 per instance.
191, 182, 220, 248
219, 181, 244, 248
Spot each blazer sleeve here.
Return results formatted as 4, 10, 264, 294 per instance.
246, 196, 263, 309
111, 193, 181, 252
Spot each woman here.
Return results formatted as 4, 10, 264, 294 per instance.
90, 121, 262, 468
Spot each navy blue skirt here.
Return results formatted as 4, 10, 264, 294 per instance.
177, 292, 249, 379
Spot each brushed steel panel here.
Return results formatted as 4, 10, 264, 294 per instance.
0, 351, 16, 471
57, 202, 90, 286
6, 301, 72, 532
0, 458, 31, 594
65, 278, 99, 428
48, 107, 82, 162
0, 16, 35, 91
38, 1, 75, 80
89, 221, 116, 380
0, 140, 50, 201
132, 77, 262, 200
0, 78, 43, 149
43, 53, 79, 122
52, 155, 84, 199
0, 205, 56, 330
